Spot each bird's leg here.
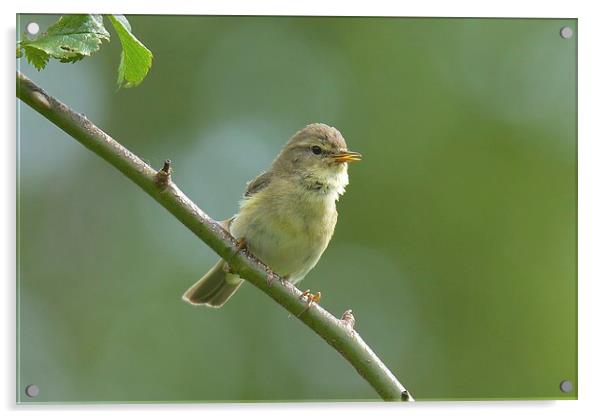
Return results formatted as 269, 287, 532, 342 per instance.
225, 237, 248, 275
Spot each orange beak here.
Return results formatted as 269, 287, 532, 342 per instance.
332, 150, 362, 163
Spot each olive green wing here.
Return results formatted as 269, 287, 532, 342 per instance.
244, 171, 272, 197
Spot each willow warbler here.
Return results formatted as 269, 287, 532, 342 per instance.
182, 123, 361, 307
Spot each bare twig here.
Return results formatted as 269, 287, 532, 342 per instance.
155, 159, 172, 189
341, 309, 356, 330
16, 71, 413, 401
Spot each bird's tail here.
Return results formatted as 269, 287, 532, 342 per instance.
182, 259, 244, 308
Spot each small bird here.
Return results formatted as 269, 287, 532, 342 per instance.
182, 123, 361, 307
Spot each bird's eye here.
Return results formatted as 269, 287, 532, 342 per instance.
311, 145, 322, 155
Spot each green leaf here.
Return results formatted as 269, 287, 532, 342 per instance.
107, 15, 153, 88
17, 14, 110, 70
21, 45, 50, 70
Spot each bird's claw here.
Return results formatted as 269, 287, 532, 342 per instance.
299, 289, 321, 306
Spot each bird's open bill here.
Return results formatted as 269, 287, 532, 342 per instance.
332, 150, 362, 163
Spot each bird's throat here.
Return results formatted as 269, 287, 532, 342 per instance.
298, 168, 349, 199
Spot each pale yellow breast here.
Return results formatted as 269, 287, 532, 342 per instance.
230, 178, 337, 283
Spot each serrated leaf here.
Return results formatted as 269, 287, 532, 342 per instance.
17, 14, 110, 70
107, 15, 153, 88
21, 45, 50, 70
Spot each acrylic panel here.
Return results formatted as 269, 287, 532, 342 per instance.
16, 15, 577, 402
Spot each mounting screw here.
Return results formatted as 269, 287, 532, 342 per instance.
26, 22, 40, 36
559, 379, 573, 393
25, 384, 39, 398
559, 26, 573, 39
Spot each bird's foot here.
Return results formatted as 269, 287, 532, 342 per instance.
232, 237, 247, 256
299, 289, 321, 306
296, 289, 322, 317
267, 270, 290, 287
266, 268, 277, 287
227, 237, 249, 270
231, 237, 284, 289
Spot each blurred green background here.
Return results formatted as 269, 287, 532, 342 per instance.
16, 15, 577, 402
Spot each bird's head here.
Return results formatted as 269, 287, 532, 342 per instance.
272, 123, 361, 195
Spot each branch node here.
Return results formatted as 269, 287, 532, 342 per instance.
341, 309, 356, 330
31, 90, 51, 109
155, 159, 172, 189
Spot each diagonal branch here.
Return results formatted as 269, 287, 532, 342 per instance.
16, 71, 413, 402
